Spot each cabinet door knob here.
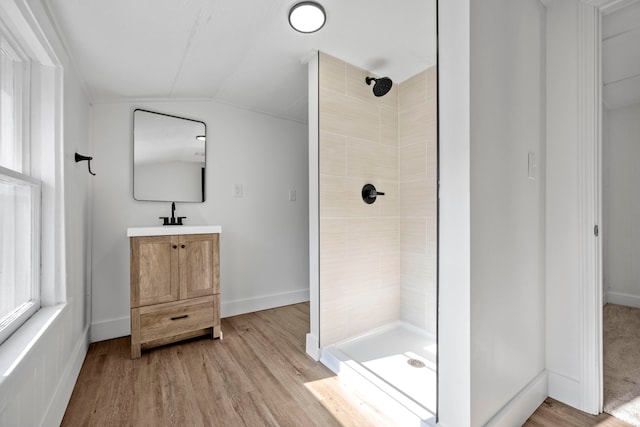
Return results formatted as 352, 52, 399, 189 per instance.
172, 245, 178, 249
181, 244, 186, 248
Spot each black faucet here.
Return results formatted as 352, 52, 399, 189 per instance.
160, 202, 186, 226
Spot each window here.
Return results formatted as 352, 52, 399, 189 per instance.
0, 26, 40, 345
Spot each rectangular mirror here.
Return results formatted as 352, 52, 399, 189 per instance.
133, 109, 206, 202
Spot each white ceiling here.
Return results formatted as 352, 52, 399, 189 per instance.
45, 0, 437, 124
602, 0, 640, 110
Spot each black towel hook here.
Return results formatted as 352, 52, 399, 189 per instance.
75, 153, 96, 176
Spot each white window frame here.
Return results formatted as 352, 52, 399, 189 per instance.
0, 17, 41, 345
0, 167, 40, 345
0, 19, 29, 173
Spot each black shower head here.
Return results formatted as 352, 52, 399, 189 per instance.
365, 76, 393, 97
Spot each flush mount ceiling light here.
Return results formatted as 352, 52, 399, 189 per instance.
289, 1, 326, 33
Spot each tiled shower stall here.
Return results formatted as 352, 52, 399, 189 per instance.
318, 52, 437, 346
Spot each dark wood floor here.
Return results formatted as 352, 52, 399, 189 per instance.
63, 302, 632, 426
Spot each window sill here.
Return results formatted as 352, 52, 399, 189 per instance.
0, 303, 66, 386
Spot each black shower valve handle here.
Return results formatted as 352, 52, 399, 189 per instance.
362, 183, 385, 204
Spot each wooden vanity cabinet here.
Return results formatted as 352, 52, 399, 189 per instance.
130, 233, 220, 358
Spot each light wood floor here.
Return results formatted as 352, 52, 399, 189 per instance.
63, 303, 633, 426
524, 398, 632, 426
62, 303, 404, 426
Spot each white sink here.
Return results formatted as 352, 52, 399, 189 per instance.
127, 225, 222, 237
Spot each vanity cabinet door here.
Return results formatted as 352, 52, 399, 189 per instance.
179, 233, 219, 299
130, 235, 179, 307
130, 232, 221, 358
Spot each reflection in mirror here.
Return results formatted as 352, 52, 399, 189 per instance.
133, 109, 206, 202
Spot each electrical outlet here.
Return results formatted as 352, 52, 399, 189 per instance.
289, 189, 296, 201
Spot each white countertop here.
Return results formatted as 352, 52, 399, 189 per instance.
127, 225, 222, 237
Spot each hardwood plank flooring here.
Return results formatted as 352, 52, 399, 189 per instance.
63, 302, 634, 426
62, 303, 402, 426
525, 398, 633, 426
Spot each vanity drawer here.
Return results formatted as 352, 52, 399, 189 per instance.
133, 295, 216, 345
129, 231, 221, 358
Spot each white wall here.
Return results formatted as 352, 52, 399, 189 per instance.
438, 0, 471, 424
469, 0, 547, 425
439, 1, 547, 426
545, 2, 581, 405
604, 103, 640, 307
90, 101, 309, 341
63, 61, 93, 358
0, 0, 92, 425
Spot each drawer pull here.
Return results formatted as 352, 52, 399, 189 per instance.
170, 314, 189, 321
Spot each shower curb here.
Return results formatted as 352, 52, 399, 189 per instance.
321, 346, 436, 426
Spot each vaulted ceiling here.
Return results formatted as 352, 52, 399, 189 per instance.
45, 0, 437, 123
602, 0, 640, 110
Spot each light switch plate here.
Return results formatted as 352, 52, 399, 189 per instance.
233, 184, 243, 198
527, 152, 536, 180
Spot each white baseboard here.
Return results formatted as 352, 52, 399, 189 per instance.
605, 291, 640, 308
547, 370, 580, 409
42, 324, 90, 427
221, 288, 309, 318
91, 315, 130, 342
90, 289, 310, 342
306, 333, 320, 360
485, 371, 548, 427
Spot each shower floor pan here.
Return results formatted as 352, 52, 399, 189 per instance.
321, 322, 436, 425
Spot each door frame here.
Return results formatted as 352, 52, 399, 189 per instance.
545, 0, 611, 414
572, 0, 637, 413
582, 0, 640, 413
577, 0, 603, 413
